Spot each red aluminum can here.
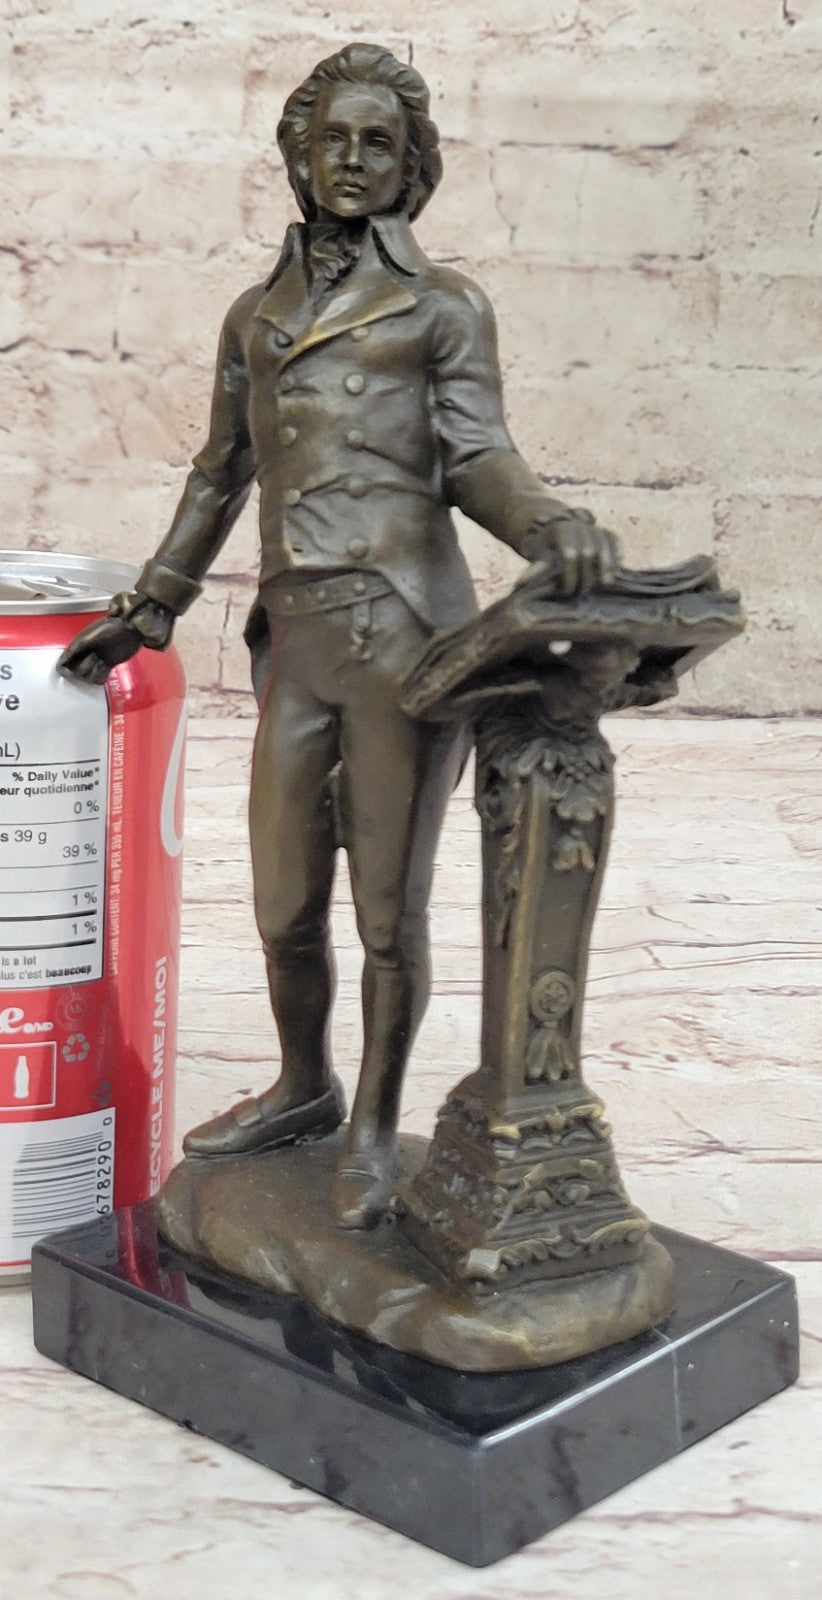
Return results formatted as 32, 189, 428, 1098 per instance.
0, 553, 186, 1280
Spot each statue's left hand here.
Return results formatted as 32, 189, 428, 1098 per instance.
528, 508, 619, 595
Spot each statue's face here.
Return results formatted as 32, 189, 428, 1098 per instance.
306, 82, 408, 220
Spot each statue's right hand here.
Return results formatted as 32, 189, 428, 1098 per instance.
58, 616, 144, 685
58, 592, 175, 685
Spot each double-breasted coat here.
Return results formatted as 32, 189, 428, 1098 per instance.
134, 214, 573, 1075
135, 213, 570, 633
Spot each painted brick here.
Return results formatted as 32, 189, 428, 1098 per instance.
471, 47, 711, 149
575, 0, 792, 47
473, 260, 718, 379
507, 365, 822, 492
693, 494, 822, 714
116, 255, 263, 366
705, 147, 822, 276
5, 156, 244, 256
0, 463, 39, 543
241, 152, 299, 252
8, 29, 246, 157
41, 355, 213, 469
414, 142, 513, 261
0, 252, 25, 350
0, 358, 42, 442
714, 274, 822, 371
491, 145, 705, 263
694, 59, 822, 152
35, 461, 183, 562
506, 370, 693, 489
665, 369, 822, 485
27, 257, 124, 362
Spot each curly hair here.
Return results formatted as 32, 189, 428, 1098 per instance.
277, 43, 442, 222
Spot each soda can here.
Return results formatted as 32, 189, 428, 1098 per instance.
0, 552, 186, 1281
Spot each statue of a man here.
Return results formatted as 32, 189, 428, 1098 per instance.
61, 43, 616, 1229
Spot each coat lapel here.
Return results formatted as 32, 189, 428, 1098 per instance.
254, 225, 316, 349
255, 222, 420, 368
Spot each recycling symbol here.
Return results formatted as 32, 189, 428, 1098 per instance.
62, 1033, 90, 1063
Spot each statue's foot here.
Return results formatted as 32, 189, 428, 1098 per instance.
330, 1147, 394, 1230
183, 1076, 346, 1159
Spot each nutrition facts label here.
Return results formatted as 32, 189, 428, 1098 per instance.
0, 647, 108, 989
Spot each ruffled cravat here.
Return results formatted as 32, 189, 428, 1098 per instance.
305, 220, 365, 298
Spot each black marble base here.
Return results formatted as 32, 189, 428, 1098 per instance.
31, 1207, 798, 1567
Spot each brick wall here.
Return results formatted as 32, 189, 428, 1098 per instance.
3, 3, 820, 713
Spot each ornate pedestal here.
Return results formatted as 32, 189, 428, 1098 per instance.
398, 558, 745, 1340
400, 717, 642, 1292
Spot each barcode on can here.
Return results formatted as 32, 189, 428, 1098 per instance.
0, 1108, 115, 1264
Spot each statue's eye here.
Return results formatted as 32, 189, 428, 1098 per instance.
322, 130, 344, 147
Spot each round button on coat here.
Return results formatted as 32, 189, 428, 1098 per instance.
273, 330, 291, 348
344, 374, 365, 395
351, 326, 370, 342
347, 538, 369, 559
284, 487, 302, 506
346, 478, 367, 499
346, 428, 365, 449
281, 426, 298, 446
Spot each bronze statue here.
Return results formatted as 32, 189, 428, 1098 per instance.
60, 43, 619, 1233
34, 46, 800, 1558
57, 42, 747, 1375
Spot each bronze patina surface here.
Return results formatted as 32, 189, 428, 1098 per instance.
59, 42, 744, 1369
155, 1131, 675, 1372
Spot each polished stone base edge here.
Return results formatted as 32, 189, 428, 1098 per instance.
31, 1208, 799, 1567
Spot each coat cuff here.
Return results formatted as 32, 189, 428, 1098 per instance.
134, 561, 203, 614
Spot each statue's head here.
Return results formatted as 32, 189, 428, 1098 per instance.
277, 43, 442, 223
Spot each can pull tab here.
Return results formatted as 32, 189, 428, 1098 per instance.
0, 576, 75, 602
0, 583, 50, 602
